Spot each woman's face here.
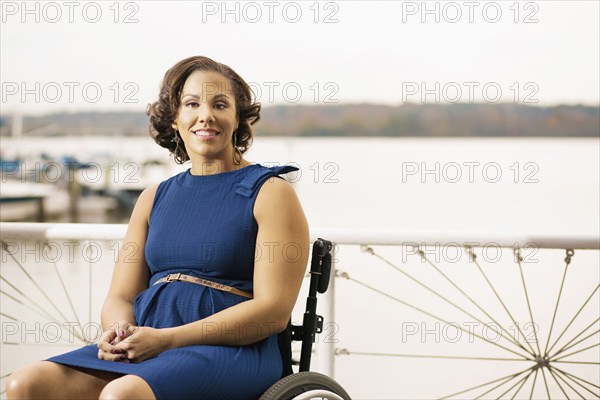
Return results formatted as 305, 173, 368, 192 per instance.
172, 70, 239, 164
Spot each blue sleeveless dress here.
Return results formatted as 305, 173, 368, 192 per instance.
46, 163, 299, 400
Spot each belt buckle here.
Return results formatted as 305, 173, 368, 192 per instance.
166, 273, 182, 282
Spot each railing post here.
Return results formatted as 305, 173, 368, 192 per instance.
317, 246, 336, 378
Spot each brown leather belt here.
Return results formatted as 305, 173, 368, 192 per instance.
153, 273, 253, 299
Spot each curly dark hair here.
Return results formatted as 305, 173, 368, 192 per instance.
146, 56, 261, 164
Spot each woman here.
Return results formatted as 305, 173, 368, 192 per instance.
6, 56, 310, 399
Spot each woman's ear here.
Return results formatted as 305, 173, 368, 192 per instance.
171, 122, 178, 131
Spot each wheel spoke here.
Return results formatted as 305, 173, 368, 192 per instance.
471, 247, 537, 356
548, 366, 571, 400
1, 276, 56, 322
553, 365, 600, 390
553, 343, 600, 362
437, 366, 533, 400
543, 249, 574, 357
541, 367, 552, 400
515, 248, 543, 356
528, 369, 539, 400
1, 289, 87, 343
551, 366, 600, 398
495, 368, 535, 400
552, 361, 600, 365
416, 246, 532, 355
546, 285, 599, 356
364, 246, 533, 356
551, 318, 600, 359
87, 247, 93, 326
339, 350, 529, 362
0, 311, 17, 321
338, 271, 533, 360
48, 241, 86, 341
1, 244, 76, 328
554, 329, 600, 358
473, 368, 529, 400
549, 366, 587, 399
510, 369, 533, 400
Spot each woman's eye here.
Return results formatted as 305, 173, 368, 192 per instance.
215, 103, 227, 109
185, 101, 199, 108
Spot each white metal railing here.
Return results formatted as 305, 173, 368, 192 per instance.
3, 223, 598, 249
1, 222, 599, 398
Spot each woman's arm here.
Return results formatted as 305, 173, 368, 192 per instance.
163, 177, 310, 347
96, 184, 157, 359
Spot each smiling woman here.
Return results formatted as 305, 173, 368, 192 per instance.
171, 71, 241, 170
147, 56, 260, 168
5, 56, 310, 400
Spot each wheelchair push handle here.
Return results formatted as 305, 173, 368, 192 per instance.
299, 238, 333, 371
309, 238, 333, 295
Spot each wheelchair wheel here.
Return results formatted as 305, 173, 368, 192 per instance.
259, 371, 351, 400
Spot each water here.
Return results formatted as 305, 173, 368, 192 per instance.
3, 136, 599, 233
1, 136, 598, 398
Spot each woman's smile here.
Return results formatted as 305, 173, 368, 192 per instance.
191, 128, 220, 140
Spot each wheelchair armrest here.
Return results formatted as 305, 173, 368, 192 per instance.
290, 316, 324, 342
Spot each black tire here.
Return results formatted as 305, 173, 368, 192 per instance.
259, 371, 351, 400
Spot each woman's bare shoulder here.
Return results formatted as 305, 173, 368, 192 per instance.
132, 183, 160, 225
255, 176, 298, 204
254, 176, 304, 224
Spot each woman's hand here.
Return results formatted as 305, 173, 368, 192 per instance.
96, 320, 134, 362
113, 326, 172, 363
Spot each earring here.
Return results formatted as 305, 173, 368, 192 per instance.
232, 132, 242, 165
173, 130, 185, 164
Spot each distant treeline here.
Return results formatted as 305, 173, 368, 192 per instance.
1, 104, 598, 137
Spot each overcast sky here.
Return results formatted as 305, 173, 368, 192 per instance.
1, 1, 599, 115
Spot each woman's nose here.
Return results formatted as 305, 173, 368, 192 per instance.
196, 104, 214, 124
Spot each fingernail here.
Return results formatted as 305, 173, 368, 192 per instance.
119, 330, 125, 337
113, 349, 123, 354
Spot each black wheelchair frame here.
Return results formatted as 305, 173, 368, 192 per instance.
259, 238, 351, 400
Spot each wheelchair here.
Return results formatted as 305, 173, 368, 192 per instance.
259, 239, 352, 400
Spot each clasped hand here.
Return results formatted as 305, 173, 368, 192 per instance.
97, 322, 171, 363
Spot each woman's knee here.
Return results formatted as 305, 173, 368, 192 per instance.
99, 375, 156, 400
6, 361, 118, 400
5, 361, 60, 399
